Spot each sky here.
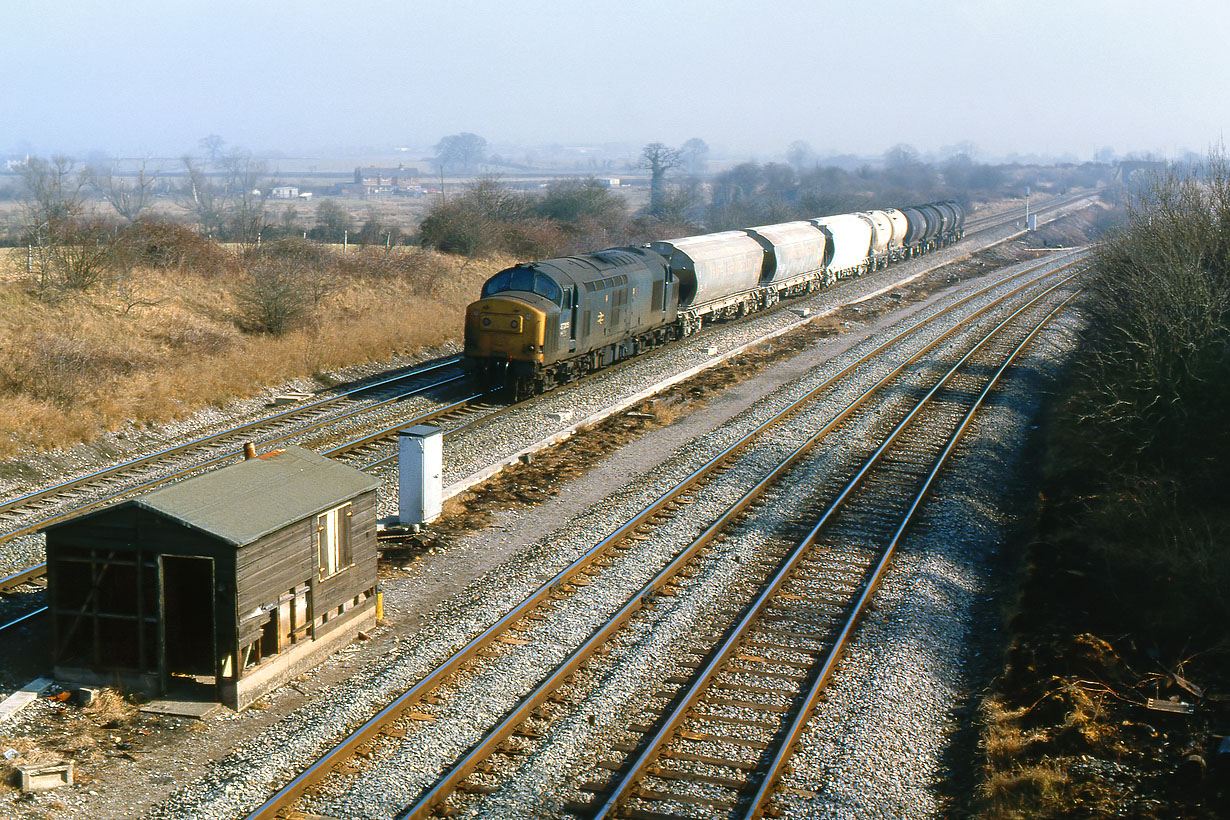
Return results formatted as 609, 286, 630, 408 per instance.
2, 0, 1227, 163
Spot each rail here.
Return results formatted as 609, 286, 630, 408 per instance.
241, 252, 1084, 820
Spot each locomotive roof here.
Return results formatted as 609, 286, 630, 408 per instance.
516, 246, 663, 285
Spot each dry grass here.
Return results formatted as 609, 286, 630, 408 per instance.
977, 691, 1084, 819
980, 759, 1069, 819
0, 246, 505, 458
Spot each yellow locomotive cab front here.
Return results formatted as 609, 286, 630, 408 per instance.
465, 297, 547, 364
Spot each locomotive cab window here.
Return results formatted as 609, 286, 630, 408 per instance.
481, 270, 512, 298
532, 273, 561, 304
509, 267, 535, 292
480, 269, 562, 305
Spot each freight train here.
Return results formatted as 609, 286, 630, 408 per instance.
464, 201, 964, 398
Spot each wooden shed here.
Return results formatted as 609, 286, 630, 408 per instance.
45, 445, 381, 710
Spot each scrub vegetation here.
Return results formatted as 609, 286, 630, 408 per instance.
976, 155, 1230, 818
0, 236, 499, 458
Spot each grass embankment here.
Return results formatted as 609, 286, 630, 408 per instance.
976, 163, 1230, 817
0, 239, 502, 461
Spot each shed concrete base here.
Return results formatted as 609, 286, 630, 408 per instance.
55, 598, 376, 712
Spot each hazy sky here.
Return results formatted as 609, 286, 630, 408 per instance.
3, 0, 1226, 162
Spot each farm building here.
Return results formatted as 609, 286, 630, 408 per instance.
44, 445, 381, 711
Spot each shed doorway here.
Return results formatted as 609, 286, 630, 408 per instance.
160, 556, 216, 692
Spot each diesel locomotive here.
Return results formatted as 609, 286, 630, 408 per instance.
464, 201, 964, 398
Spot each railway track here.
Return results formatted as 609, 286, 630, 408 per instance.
962, 187, 1093, 235
579, 287, 1077, 820
239, 250, 1084, 820
0, 356, 469, 546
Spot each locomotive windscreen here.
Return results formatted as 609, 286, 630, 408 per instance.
482, 267, 562, 304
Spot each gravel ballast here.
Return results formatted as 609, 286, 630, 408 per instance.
0, 205, 1094, 819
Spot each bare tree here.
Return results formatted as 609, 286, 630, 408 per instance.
651, 179, 704, 228
640, 142, 682, 219
179, 156, 226, 237
219, 150, 268, 246
178, 151, 268, 243
312, 199, 353, 243
20, 156, 121, 297
786, 140, 816, 172
88, 159, 157, 223
679, 138, 710, 176
882, 143, 937, 193
199, 134, 226, 166
433, 133, 488, 174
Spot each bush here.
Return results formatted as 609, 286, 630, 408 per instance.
241, 237, 333, 268
1045, 151, 1230, 650
417, 201, 493, 256
16, 333, 151, 406
334, 246, 450, 293
115, 220, 233, 276
1070, 158, 1230, 474
233, 258, 312, 335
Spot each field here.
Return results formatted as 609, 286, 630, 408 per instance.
0, 243, 506, 460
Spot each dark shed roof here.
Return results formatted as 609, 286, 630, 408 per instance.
124, 445, 379, 546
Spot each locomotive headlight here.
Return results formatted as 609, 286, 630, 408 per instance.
481, 317, 491, 326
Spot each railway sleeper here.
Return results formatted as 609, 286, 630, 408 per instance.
456, 780, 500, 795
647, 766, 749, 791
712, 681, 797, 700
725, 666, 808, 684
692, 711, 780, 731
626, 788, 738, 811
677, 727, 772, 748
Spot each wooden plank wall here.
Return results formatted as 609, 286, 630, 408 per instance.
234, 489, 379, 631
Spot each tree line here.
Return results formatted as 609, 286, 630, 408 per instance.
415, 140, 1113, 259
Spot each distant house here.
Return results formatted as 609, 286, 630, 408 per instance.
45, 445, 381, 711
271, 186, 299, 199
351, 164, 423, 197
1115, 160, 1168, 184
